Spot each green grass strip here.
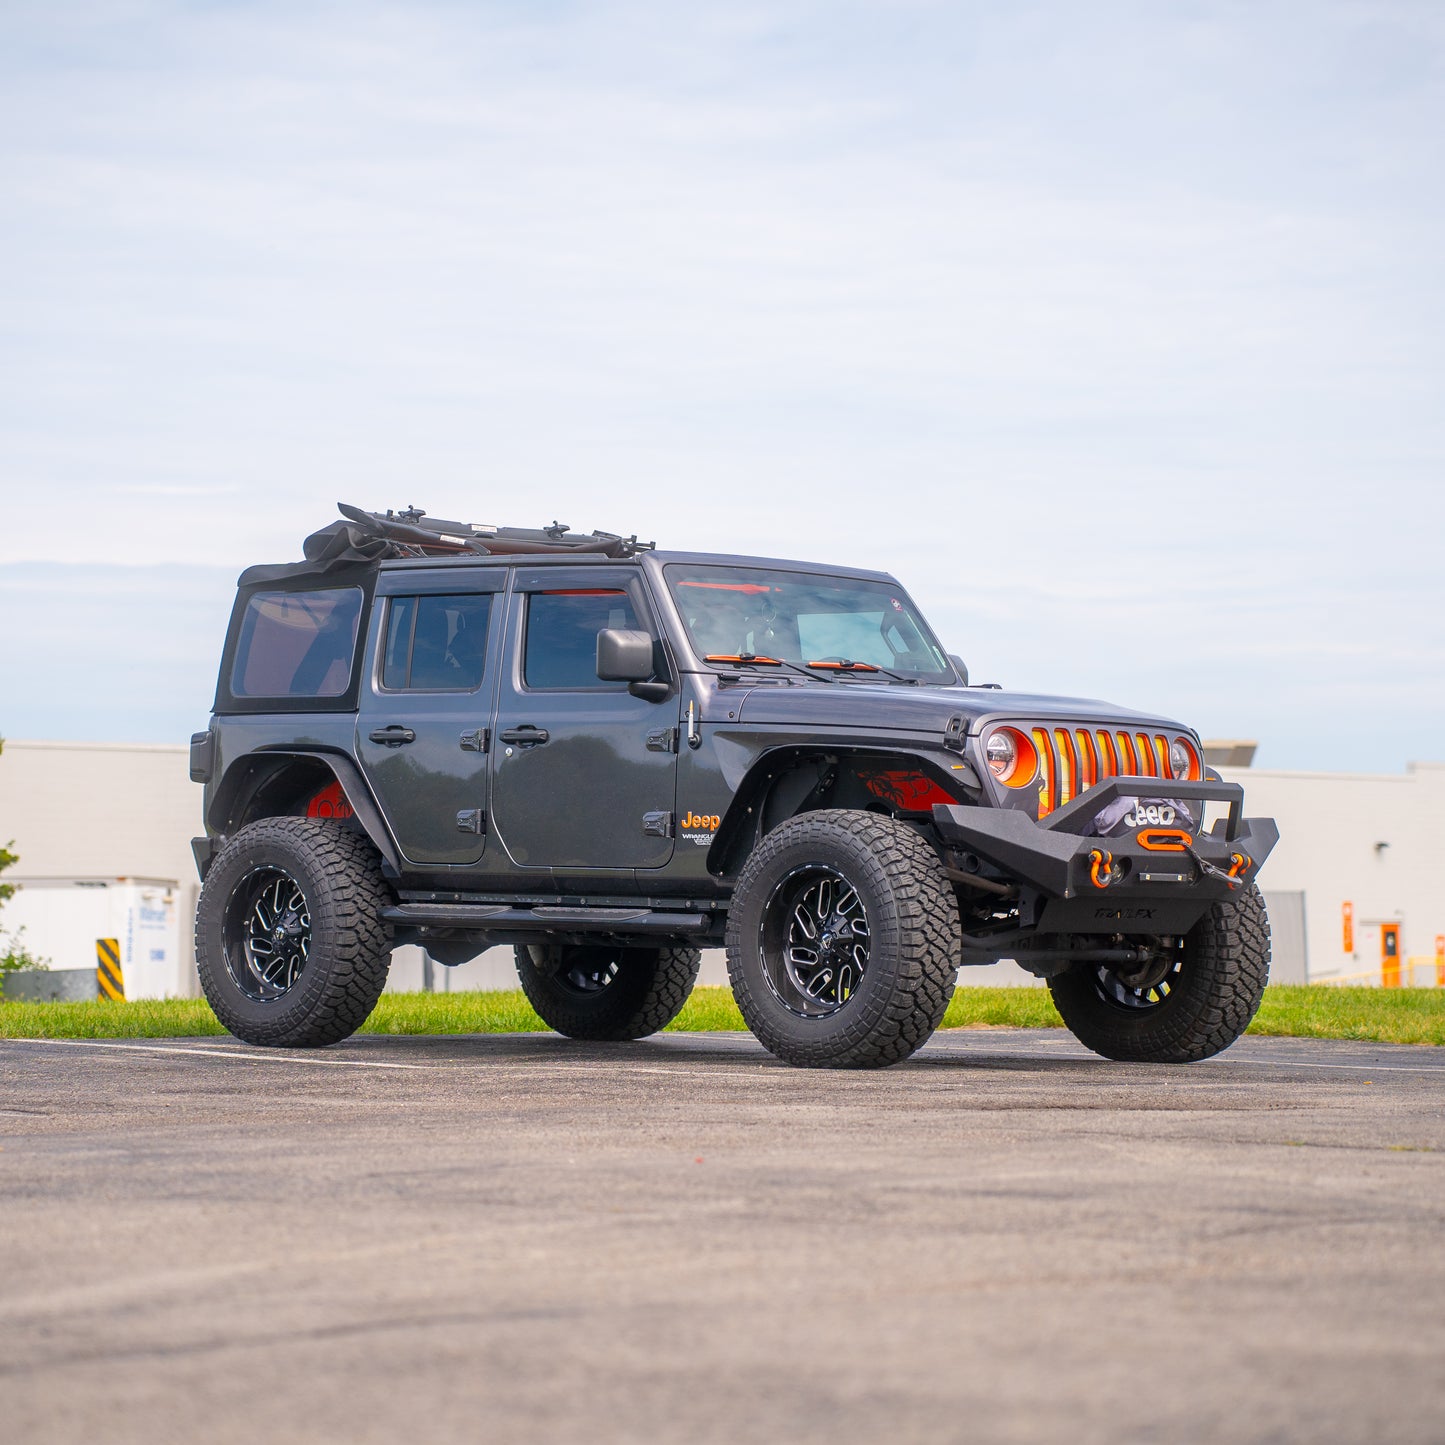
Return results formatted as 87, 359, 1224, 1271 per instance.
1250, 985, 1445, 1047
1, 985, 1442, 1046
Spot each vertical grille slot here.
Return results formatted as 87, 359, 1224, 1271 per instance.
1135, 732, 1159, 777
1031, 726, 1056, 816
1053, 728, 1078, 807
1120, 732, 1140, 775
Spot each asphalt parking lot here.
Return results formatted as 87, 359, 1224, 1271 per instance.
2, 1029, 1443, 1444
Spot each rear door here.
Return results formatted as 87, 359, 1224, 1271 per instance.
355, 568, 505, 866
489, 566, 679, 871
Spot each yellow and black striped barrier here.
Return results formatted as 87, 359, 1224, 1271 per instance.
96, 938, 125, 1001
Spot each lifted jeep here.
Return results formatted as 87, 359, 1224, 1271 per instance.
191, 504, 1277, 1068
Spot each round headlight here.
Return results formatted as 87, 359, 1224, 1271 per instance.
984, 730, 1017, 779
1169, 739, 1196, 780
983, 727, 1038, 787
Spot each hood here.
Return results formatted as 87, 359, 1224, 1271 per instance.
732, 680, 1186, 738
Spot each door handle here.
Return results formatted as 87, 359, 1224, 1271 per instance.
368, 726, 416, 747
499, 726, 550, 747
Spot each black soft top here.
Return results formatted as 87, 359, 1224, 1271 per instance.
238, 503, 654, 587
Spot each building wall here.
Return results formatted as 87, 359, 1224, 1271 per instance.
2, 739, 1441, 995
0, 741, 202, 995
1218, 762, 1445, 982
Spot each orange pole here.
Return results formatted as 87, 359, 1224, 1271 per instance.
1436, 935, 1444, 989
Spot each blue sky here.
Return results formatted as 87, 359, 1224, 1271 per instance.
1, 1, 1442, 769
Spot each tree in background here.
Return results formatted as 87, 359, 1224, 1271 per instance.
0, 737, 47, 979
0, 737, 15, 909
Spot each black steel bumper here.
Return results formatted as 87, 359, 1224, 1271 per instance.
932, 779, 1279, 936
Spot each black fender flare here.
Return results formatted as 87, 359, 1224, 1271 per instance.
207, 748, 403, 878
706, 743, 976, 878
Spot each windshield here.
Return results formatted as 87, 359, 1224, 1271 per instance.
663, 564, 953, 683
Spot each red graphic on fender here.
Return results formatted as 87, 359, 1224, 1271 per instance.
306, 780, 354, 820
856, 768, 954, 812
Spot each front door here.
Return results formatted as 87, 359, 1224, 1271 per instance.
489, 567, 679, 871
1381, 922, 1401, 989
356, 570, 504, 866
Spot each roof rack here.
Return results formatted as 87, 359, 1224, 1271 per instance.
304, 503, 655, 566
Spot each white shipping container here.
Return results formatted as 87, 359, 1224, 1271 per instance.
4, 877, 182, 999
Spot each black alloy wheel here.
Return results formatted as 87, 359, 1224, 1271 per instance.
224, 866, 313, 1001
1090, 946, 1183, 1012
758, 865, 871, 1018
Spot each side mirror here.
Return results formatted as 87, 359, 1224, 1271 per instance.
597, 628, 656, 683
949, 653, 969, 686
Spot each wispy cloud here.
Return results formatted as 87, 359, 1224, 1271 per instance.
1, 1, 1441, 765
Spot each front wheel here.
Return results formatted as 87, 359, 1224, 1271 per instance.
515, 944, 701, 1040
1049, 885, 1271, 1062
725, 809, 960, 1068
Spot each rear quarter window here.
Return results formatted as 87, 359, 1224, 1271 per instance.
230, 588, 364, 698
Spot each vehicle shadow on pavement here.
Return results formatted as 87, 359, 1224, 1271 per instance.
308, 1029, 1119, 1075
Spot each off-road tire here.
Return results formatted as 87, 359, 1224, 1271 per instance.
196, 818, 393, 1047
515, 944, 702, 1040
726, 809, 960, 1068
1049, 884, 1271, 1062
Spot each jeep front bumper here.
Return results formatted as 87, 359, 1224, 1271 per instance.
932, 778, 1279, 937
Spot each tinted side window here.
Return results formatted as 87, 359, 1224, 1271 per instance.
382, 594, 491, 691
524, 590, 640, 690
231, 588, 364, 698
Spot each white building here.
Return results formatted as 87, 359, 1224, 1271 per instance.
1215, 760, 1445, 985
1, 739, 1440, 996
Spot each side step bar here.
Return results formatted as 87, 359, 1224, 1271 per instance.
381, 902, 714, 935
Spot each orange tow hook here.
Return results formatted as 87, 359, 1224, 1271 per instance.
1228, 852, 1253, 881
1089, 848, 1115, 890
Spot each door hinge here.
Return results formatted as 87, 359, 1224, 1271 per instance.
642, 810, 674, 838
456, 809, 486, 835
646, 727, 677, 754
459, 727, 489, 753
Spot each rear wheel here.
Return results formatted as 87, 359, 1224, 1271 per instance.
1049, 885, 1271, 1062
726, 809, 960, 1068
196, 818, 393, 1047
515, 944, 701, 1040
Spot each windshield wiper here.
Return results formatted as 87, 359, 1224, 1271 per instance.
703, 654, 840, 683
806, 659, 919, 686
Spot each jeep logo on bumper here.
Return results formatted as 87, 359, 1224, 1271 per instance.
1122, 804, 1176, 827
1095, 907, 1156, 921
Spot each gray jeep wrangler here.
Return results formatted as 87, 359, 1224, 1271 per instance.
191, 504, 1276, 1068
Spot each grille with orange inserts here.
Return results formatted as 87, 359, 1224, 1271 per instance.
1025, 727, 1199, 819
